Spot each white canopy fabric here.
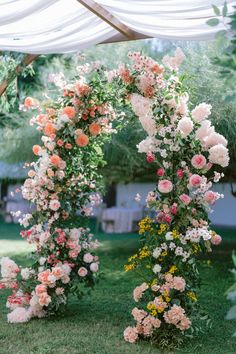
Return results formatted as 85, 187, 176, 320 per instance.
0, 0, 234, 54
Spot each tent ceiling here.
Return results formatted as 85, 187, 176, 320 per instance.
0, 0, 234, 54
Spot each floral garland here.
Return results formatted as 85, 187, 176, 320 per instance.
0, 65, 123, 323
109, 49, 229, 347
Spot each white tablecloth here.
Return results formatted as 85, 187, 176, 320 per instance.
102, 207, 143, 233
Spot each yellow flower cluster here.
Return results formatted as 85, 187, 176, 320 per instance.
157, 223, 167, 235
147, 303, 157, 316
124, 264, 135, 272
138, 217, 152, 234
187, 291, 197, 302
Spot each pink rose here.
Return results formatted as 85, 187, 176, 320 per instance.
49, 199, 60, 211
123, 326, 138, 343
189, 174, 202, 187
170, 203, 177, 215
35, 284, 47, 296
83, 253, 94, 263
191, 154, 206, 169
157, 168, 165, 176
146, 152, 154, 163
90, 262, 99, 272
158, 179, 173, 193
78, 267, 88, 277
179, 194, 191, 205
204, 191, 217, 205
211, 234, 222, 245
164, 214, 172, 224
172, 276, 186, 292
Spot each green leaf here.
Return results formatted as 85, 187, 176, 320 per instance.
223, 1, 228, 17
207, 18, 220, 26
212, 5, 220, 16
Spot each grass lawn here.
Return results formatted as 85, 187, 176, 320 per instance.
0, 221, 236, 354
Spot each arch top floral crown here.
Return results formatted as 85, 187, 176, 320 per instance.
0, 48, 229, 348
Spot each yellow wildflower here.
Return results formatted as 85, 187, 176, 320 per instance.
187, 291, 197, 302
169, 265, 177, 274
124, 264, 135, 272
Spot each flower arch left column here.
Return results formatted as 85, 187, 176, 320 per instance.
0, 70, 120, 323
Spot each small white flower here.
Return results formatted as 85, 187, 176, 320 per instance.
165, 232, 173, 241
153, 264, 162, 273
153, 247, 161, 259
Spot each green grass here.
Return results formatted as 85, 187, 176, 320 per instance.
0, 222, 236, 354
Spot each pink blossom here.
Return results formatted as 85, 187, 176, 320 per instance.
133, 282, 148, 302
131, 307, 147, 322
179, 194, 191, 205
164, 214, 172, 224
170, 203, 178, 215
38, 294, 51, 306
177, 117, 193, 137
49, 199, 60, 211
191, 154, 206, 169
192, 103, 212, 122
177, 316, 191, 331
211, 234, 222, 245
189, 174, 202, 187
158, 179, 173, 193
123, 326, 138, 343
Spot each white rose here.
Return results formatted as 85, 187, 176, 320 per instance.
21, 267, 30, 280
153, 264, 162, 274
165, 232, 173, 241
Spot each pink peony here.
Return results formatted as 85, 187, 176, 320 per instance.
209, 143, 229, 168
179, 194, 191, 205
78, 267, 88, 277
123, 326, 138, 343
158, 179, 173, 194
191, 154, 206, 169
7, 307, 31, 323
205, 132, 227, 148
49, 199, 60, 211
191, 103, 212, 122
204, 191, 217, 205
177, 117, 193, 137
189, 174, 202, 187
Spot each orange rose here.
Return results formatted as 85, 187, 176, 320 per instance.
44, 123, 57, 136
75, 134, 89, 147
32, 145, 41, 156
24, 96, 38, 108
62, 106, 76, 119
89, 122, 101, 136
50, 154, 61, 166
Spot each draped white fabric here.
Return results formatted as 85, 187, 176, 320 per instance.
0, 0, 234, 54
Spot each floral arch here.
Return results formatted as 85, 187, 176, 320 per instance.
0, 48, 229, 347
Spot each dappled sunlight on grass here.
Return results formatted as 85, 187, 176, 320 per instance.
0, 240, 33, 257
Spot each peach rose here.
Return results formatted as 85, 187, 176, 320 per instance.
38, 293, 51, 306
24, 96, 38, 108
35, 284, 47, 296
62, 106, 76, 119
38, 270, 50, 284
89, 123, 101, 136
50, 154, 61, 167
44, 123, 57, 136
32, 145, 41, 156
75, 134, 89, 147
52, 267, 63, 279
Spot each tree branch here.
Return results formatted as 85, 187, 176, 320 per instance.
0, 54, 39, 97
